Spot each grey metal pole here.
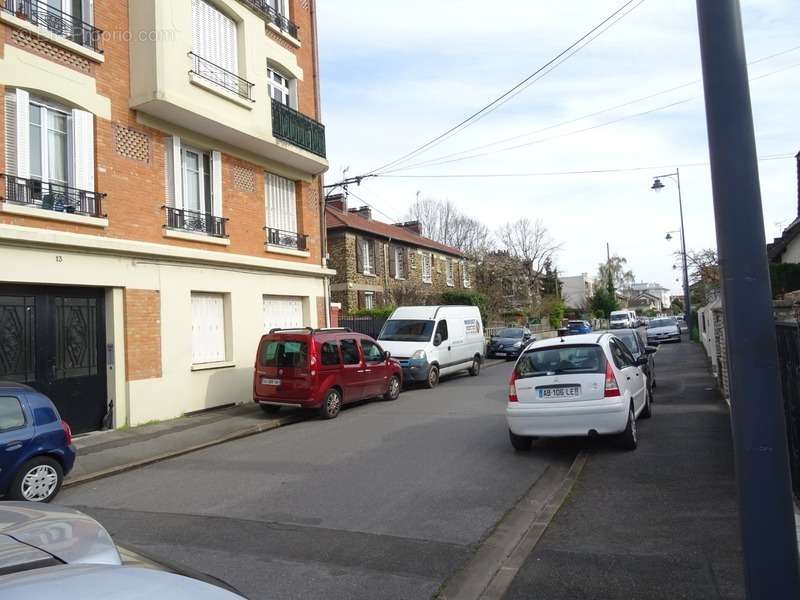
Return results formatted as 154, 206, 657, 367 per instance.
675, 169, 692, 324
696, 1, 800, 598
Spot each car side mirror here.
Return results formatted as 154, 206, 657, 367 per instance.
434, 333, 442, 347
644, 346, 657, 355
384, 350, 391, 360
636, 356, 649, 366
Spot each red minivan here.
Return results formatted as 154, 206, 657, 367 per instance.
253, 328, 403, 419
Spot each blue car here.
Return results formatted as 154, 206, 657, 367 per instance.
0, 383, 76, 503
566, 320, 593, 335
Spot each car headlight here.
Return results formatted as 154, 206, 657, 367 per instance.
411, 349, 427, 360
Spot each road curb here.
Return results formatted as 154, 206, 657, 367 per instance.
438, 450, 589, 600
64, 413, 306, 489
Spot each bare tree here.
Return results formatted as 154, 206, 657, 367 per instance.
597, 255, 635, 292
406, 197, 493, 258
496, 218, 561, 300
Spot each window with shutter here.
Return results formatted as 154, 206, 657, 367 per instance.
422, 253, 433, 283
191, 292, 227, 364
359, 238, 373, 275
463, 262, 471, 288
266, 173, 298, 234
446, 260, 455, 286
192, 0, 238, 75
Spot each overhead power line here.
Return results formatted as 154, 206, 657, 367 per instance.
365, 0, 646, 176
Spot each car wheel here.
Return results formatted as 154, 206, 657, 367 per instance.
641, 389, 652, 419
509, 429, 532, 451
469, 356, 481, 376
383, 375, 401, 401
319, 388, 342, 419
426, 365, 440, 389
260, 404, 281, 415
618, 406, 638, 451
9, 456, 63, 503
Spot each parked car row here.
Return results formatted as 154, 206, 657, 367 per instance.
253, 305, 486, 419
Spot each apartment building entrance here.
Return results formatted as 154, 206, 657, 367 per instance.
0, 285, 107, 434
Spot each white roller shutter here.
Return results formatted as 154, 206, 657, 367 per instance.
191, 293, 226, 364
71, 108, 95, 191
4, 91, 18, 177
14, 89, 30, 179
192, 0, 237, 74
263, 296, 304, 333
266, 173, 297, 233
211, 150, 222, 217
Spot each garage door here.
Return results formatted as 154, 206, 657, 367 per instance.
263, 295, 304, 332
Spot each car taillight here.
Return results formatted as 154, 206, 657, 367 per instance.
508, 370, 518, 402
604, 362, 621, 398
61, 421, 73, 445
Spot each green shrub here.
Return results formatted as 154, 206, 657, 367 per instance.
770, 263, 800, 297
351, 306, 396, 319
548, 301, 566, 330
441, 290, 489, 324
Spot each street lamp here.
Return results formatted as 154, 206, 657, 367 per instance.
651, 169, 691, 323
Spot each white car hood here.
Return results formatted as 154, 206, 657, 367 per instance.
648, 326, 678, 335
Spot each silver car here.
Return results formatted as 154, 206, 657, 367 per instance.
646, 317, 681, 344
0, 503, 245, 598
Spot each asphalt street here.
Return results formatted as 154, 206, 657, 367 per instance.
60, 360, 576, 600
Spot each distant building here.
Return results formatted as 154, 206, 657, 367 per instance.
624, 283, 671, 311
559, 274, 596, 309
767, 152, 800, 264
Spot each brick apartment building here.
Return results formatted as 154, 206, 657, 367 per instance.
325, 196, 473, 313
0, 0, 331, 431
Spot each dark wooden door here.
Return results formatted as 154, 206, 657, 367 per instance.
0, 286, 107, 433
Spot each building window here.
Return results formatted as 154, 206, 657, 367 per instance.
191, 0, 238, 75
394, 247, 405, 279
422, 253, 433, 283
182, 147, 212, 215
266, 173, 298, 234
463, 262, 471, 288
268, 0, 288, 16
363, 292, 374, 310
267, 67, 295, 108
357, 238, 376, 276
191, 293, 227, 364
446, 260, 454, 286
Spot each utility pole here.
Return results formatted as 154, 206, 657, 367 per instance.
696, 1, 800, 597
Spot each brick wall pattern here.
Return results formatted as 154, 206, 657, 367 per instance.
123, 289, 162, 381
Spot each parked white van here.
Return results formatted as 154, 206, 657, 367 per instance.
378, 305, 484, 388
610, 309, 636, 329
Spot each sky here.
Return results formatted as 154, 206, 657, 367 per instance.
316, 0, 800, 295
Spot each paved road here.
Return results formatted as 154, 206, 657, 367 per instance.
503, 338, 746, 600
60, 361, 575, 600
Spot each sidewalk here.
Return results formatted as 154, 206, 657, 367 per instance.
65, 404, 303, 486
502, 340, 747, 600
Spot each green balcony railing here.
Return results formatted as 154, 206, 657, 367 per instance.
271, 99, 326, 159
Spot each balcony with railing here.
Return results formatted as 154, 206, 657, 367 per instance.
1, 173, 105, 217
271, 99, 326, 158
189, 52, 255, 102
164, 206, 228, 238
1, 0, 103, 53
237, 0, 299, 40
265, 227, 307, 252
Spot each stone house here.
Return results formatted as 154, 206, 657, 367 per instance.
326, 198, 472, 312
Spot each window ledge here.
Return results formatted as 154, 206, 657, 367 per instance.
0, 12, 104, 63
0, 201, 108, 227
423, 280, 432, 285
266, 244, 310, 258
191, 360, 236, 372
362, 272, 378, 278
267, 22, 301, 48
163, 228, 231, 246
189, 74, 255, 110
393, 277, 406, 281
447, 283, 455, 287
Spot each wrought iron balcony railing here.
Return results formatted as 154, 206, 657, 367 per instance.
164, 206, 228, 238
189, 52, 255, 102
271, 99, 326, 158
1, 173, 105, 217
2, 0, 103, 53
265, 227, 307, 251
237, 0, 299, 39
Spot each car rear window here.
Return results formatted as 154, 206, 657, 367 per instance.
515, 345, 606, 379
260, 340, 308, 368
0, 396, 25, 431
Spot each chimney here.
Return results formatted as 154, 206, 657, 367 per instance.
348, 206, 372, 220
394, 220, 422, 235
796, 151, 800, 219
326, 193, 347, 212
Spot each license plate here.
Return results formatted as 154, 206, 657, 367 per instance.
496, 352, 506, 357
538, 386, 580, 399
261, 378, 281, 386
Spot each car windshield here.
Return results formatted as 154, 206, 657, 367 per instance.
379, 319, 435, 342
515, 345, 606, 379
260, 340, 308, 368
567, 322, 585, 329
495, 328, 524, 338
648, 318, 676, 328
610, 314, 627, 321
